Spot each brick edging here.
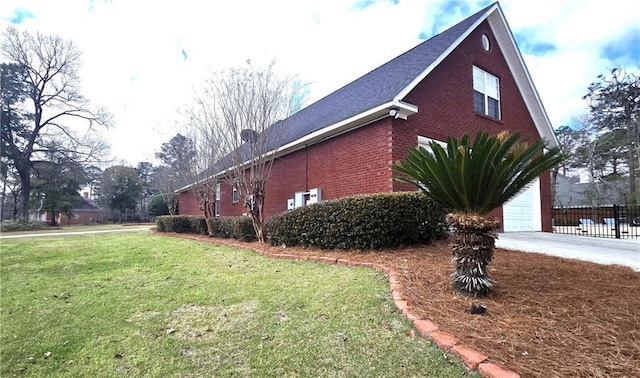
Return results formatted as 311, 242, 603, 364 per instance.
180, 236, 521, 378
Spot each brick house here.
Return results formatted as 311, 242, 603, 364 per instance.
56, 194, 103, 226
32, 193, 103, 226
178, 2, 560, 232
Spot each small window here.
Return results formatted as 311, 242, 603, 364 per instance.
215, 183, 221, 216
232, 186, 239, 203
473, 66, 500, 119
481, 34, 490, 51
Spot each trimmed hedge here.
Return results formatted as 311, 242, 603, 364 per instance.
157, 215, 256, 241
206, 216, 256, 241
190, 216, 209, 235
156, 215, 193, 233
265, 192, 447, 250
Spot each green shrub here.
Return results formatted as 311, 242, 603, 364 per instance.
156, 215, 195, 233
206, 216, 256, 241
266, 192, 447, 250
147, 194, 171, 217
0, 219, 47, 232
155, 217, 166, 232
190, 216, 208, 235
231, 217, 256, 242
206, 217, 230, 238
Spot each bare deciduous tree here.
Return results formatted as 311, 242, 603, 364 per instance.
183, 125, 216, 220
188, 60, 303, 243
1, 26, 110, 219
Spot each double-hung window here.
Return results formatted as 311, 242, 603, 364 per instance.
215, 183, 221, 216
473, 66, 500, 119
232, 186, 239, 203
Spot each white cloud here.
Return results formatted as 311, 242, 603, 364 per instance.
501, 0, 640, 126
1, 0, 638, 165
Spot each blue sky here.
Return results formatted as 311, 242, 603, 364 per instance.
1, 0, 638, 165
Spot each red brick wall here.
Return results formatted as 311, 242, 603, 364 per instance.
306, 121, 394, 199
395, 20, 552, 231
218, 181, 247, 216
263, 150, 307, 216
540, 171, 553, 232
57, 210, 103, 225
179, 120, 396, 218
402, 20, 540, 143
178, 191, 200, 216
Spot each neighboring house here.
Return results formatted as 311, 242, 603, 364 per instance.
56, 194, 103, 226
31, 193, 103, 226
178, 2, 560, 232
554, 174, 629, 207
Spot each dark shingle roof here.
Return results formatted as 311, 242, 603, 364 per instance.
278, 2, 493, 146
554, 174, 629, 207
181, 3, 498, 191
73, 196, 101, 211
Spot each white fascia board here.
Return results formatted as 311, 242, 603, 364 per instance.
393, 4, 498, 102
488, 6, 560, 149
275, 100, 418, 156
176, 174, 217, 193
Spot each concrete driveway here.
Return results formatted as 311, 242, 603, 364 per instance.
496, 232, 640, 272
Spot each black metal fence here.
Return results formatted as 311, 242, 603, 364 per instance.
552, 205, 640, 239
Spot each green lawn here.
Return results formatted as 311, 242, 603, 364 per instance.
0, 231, 477, 377
0, 223, 154, 236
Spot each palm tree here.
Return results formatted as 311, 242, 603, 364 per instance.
393, 131, 564, 296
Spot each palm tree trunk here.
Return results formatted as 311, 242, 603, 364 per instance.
447, 213, 499, 297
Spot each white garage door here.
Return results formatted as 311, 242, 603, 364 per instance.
503, 177, 542, 232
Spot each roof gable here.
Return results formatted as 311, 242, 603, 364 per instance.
181, 1, 559, 191
73, 196, 101, 211
278, 2, 494, 149
276, 1, 557, 154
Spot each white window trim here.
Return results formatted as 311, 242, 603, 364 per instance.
415, 136, 447, 192
214, 183, 221, 216
418, 136, 447, 153
473, 65, 500, 119
232, 186, 239, 203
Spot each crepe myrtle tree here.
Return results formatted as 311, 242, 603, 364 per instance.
188, 59, 304, 243
181, 110, 218, 223
393, 131, 564, 296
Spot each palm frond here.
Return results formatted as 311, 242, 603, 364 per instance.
392, 131, 565, 215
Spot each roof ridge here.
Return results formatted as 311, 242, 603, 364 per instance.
300, 1, 497, 110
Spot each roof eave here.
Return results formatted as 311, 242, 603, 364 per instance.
394, 2, 559, 149
176, 101, 418, 193
393, 3, 498, 102
276, 100, 418, 156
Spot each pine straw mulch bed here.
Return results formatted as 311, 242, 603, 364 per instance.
165, 232, 640, 378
